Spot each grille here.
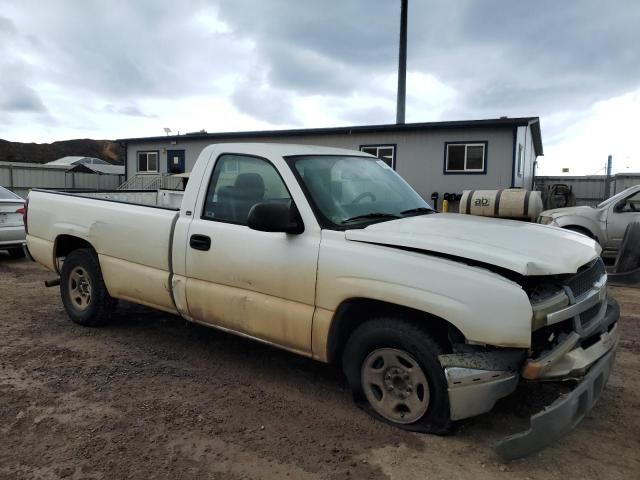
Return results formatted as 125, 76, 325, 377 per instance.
579, 301, 603, 328
566, 258, 606, 298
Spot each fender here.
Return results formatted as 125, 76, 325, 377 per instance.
552, 215, 603, 243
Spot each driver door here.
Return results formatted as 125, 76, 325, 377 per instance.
607, 190, 640, 248
184, 153, 320, 355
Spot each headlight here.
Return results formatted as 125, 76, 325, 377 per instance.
538, 215, 553, 225
531, 290, 569, 330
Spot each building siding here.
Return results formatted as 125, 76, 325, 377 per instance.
126, 127, 520, 202
0, 162, 124, 198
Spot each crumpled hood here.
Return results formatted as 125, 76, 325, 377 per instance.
345, 213, 600, 276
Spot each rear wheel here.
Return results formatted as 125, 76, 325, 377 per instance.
342, 317, 453, 434
60, 248, 117, 326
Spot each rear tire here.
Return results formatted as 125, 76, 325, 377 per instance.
614, 222, 640, 273
342, 317, 453, 434
7, 247, 25, 258
60, 248, 117, 327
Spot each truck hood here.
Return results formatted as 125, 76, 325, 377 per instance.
345, 213, 600, 276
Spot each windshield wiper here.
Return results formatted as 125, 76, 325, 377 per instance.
341, 212, 400, 224
400, 207, 435, 216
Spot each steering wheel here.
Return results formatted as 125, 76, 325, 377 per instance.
350, 192, 376, 204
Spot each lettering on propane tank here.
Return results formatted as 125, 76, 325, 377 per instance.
474, 198, 491, 207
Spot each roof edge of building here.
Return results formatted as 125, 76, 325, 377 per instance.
118, 117, 540, 144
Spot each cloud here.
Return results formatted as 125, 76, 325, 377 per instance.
2, 0, 252, 100
0, 15, 17, 36
230, 73, 300, 125
538, 88, 640, 175
104, 104, 157, 118
214, 0, 640, 121
0, 0, 637, 178
0, 15, 49, 121
0, 83, 47, 113
407, 0, 640, 116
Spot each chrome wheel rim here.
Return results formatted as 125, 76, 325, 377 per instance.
68, 267, 92, 311
361, 348, 430, 424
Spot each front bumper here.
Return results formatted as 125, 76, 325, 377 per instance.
495, 345, 617, 460
441, 297, 619, 459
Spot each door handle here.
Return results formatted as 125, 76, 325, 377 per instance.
190, 234, 211, 251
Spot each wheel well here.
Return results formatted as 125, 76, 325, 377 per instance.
326, 298, 464, 364
54, 235, 95, 269
563, 225, 595, 239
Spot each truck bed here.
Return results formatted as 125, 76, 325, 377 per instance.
27, 189, 180, 314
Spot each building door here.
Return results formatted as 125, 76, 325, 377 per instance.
167, 150, 186, 174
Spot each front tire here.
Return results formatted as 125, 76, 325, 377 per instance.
342, 317, 453, 434
60, 248, 117, 326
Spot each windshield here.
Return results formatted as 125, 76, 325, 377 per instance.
289, 155, 434, 228
596, 186, 639, 208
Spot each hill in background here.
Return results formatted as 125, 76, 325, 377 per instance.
0, 139, 123, 165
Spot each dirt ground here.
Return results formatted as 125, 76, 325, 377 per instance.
1, 256, 639, 480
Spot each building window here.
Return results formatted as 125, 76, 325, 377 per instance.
360, 144, 396, 168
444, 142, 487, 174
137, 151, 159, 173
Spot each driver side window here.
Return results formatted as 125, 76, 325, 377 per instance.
202, 154, 291, 225
618, 192, 640, 212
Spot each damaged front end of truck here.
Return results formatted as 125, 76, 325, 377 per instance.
437, 257, 619, 460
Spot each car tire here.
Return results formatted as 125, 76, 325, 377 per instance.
60, 248, 117, 327
342, 317, 453, 435
614, 222, 640, 273
7, 247, 25, 258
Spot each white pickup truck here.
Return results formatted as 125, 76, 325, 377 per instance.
25, 143, 619, 459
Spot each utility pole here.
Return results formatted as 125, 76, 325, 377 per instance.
396, 0, 408, 124
605, 155, 613, 198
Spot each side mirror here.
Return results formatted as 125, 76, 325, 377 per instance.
248, 202, 304, 234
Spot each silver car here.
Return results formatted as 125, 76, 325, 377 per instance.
538, 184, 640, 259
0, 186, 26, 257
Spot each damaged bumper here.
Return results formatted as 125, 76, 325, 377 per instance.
495, 345, 617, 460
441, 296, 619, 460
497, 298, 620, 460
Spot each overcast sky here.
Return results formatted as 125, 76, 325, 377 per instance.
0, 0, 638, 175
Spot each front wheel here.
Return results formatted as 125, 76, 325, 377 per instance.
60, 248, 117, 327
342, 317, 453, 434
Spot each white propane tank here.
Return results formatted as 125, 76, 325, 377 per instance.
458, 189, 543, 221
